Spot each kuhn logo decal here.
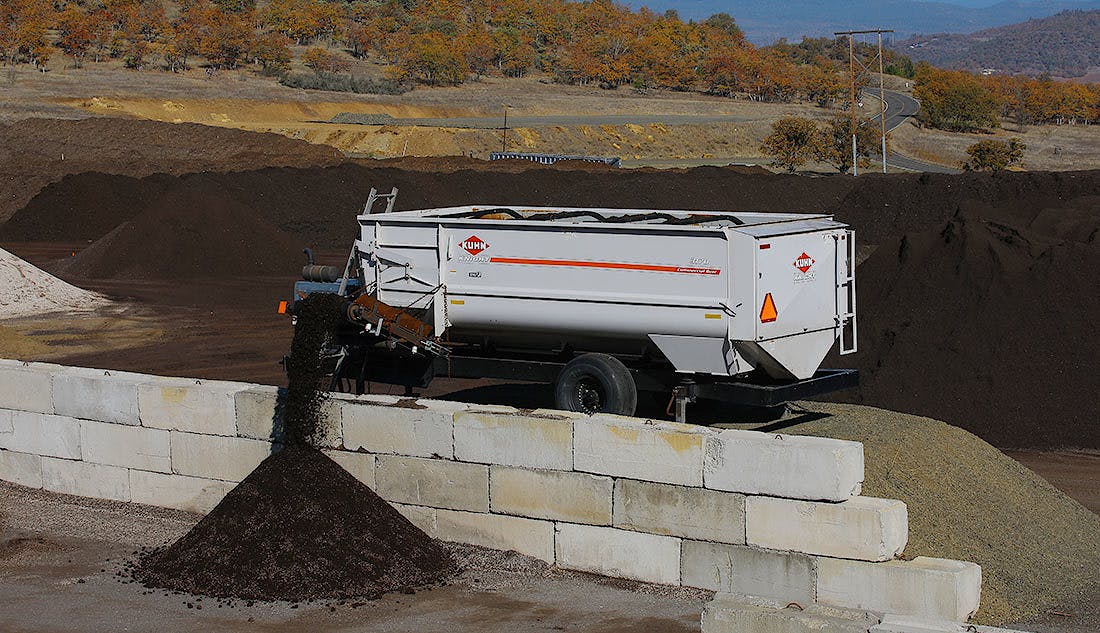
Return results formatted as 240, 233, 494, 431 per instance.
794, 252, 815, 273
460, 235, 488, 256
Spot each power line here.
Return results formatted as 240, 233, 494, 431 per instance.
831, 28, 893, 175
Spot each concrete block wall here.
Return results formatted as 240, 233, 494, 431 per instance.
0, 359, 982, 624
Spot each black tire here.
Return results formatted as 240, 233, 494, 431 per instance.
554, 353, 637, 416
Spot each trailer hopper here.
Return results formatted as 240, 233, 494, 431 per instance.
293, 201, 858, 419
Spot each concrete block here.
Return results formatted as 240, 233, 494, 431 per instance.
530, 408, 588, 419
871, 614, 1028, 633
555, 523, 681, 585
0, 363, 53, 413
747, 496, 907, 561
704, 429, 864, 501
453, 412, 572, 470
325, 450, 376, 489
491, 466, 612, 525
329, 392, 402, 406
129, 470, 235, 514
40, 456, 130, 501
417, 399, 518, 415
80, 419, 171, 473
53, 370, 141, 425
235, 386, 281, 441
414, 399, 470, 412
399, 504, 556, 562
574, 416, 706, 486
139, 379, 246, 436
816, 556, 982, 622
702, 593, 878, 633
170, 432, 273, 482
236, 387, 340, 448
375, 455, 488, 512
391, 502, 437, 532
681, 540, 816, 603
342, 403, 453, 458
614, 479, 745, 543
0, 411, 81, 459
0, 449, 43, 488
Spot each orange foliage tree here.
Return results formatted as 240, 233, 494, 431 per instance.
1, 0, 52, 68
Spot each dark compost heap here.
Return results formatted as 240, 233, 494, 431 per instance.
6, 165, 1100, 449
133, 294, 457, 601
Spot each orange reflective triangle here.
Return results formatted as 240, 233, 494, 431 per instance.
760, 293, 778, 323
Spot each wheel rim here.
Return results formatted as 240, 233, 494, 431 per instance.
576, 377, 605, 414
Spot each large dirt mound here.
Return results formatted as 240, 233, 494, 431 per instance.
0, 117, 342, 224
787, 402, 1100, 626
835, 208, 1100, 448
134, 444, 457, 601
5, 165, 1100, 449
0, 163, 856, 248
54, 184, 303, 281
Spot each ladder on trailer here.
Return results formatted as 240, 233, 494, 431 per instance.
837, 229, 858, 355
338, 187, 399, 296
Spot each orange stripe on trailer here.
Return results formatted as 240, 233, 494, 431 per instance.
488, 257, 720, 275
277, 301, 288, 314
760, 293, 778, 323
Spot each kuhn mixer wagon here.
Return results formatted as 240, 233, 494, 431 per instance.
288, 190, 858, 420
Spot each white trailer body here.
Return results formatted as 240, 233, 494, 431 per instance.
356, 206, 856, 381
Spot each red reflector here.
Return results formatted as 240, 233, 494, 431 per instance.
759, 243, 771, 250
277, 301, 288, 314
760, 293, 778, 323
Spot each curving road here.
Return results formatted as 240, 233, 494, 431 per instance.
867, 89, 960, 174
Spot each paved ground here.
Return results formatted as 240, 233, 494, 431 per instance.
867, 89, 960, 174
0, 481, 708, 633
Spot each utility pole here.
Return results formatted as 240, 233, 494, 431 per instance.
848, 34, 857, 176
834, 28, 894, 176
501, 104, 508, 153
878, 32, 887, 173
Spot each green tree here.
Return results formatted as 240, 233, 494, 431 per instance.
962, 138, 1025, 171
761, 117, 820, 173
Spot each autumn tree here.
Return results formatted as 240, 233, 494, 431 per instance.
462, 28, 495, 79
761, 117, 821, 172
251, 31, 292, 73
800, 61, 845, 107
914, 64, 1001, 132
390, 31, 466, 85
815, 116, 885, 173
963, 138, 1025, 171
0, 0, 52, 68
57, 5, 97, 67
302, 46, 349, 73
199, 6, 255, 69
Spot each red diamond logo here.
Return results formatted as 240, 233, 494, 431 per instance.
794, 252, 814, 273
461, 235, 488, 256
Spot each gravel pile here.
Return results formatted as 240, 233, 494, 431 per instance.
783, 402, 1100, 625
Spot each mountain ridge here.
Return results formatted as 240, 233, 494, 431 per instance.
895, 9, 1100, 77
637, 0, 1100, 43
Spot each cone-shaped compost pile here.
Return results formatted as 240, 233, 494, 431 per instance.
135, 293, 457, 601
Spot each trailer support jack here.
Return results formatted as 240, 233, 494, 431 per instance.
669, 380, 699, 424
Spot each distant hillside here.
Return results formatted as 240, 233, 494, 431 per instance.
895, 10, 1100, 77
639, 0, 1100, 43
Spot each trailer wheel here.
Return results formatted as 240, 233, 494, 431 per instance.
555, 354, 637, 416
